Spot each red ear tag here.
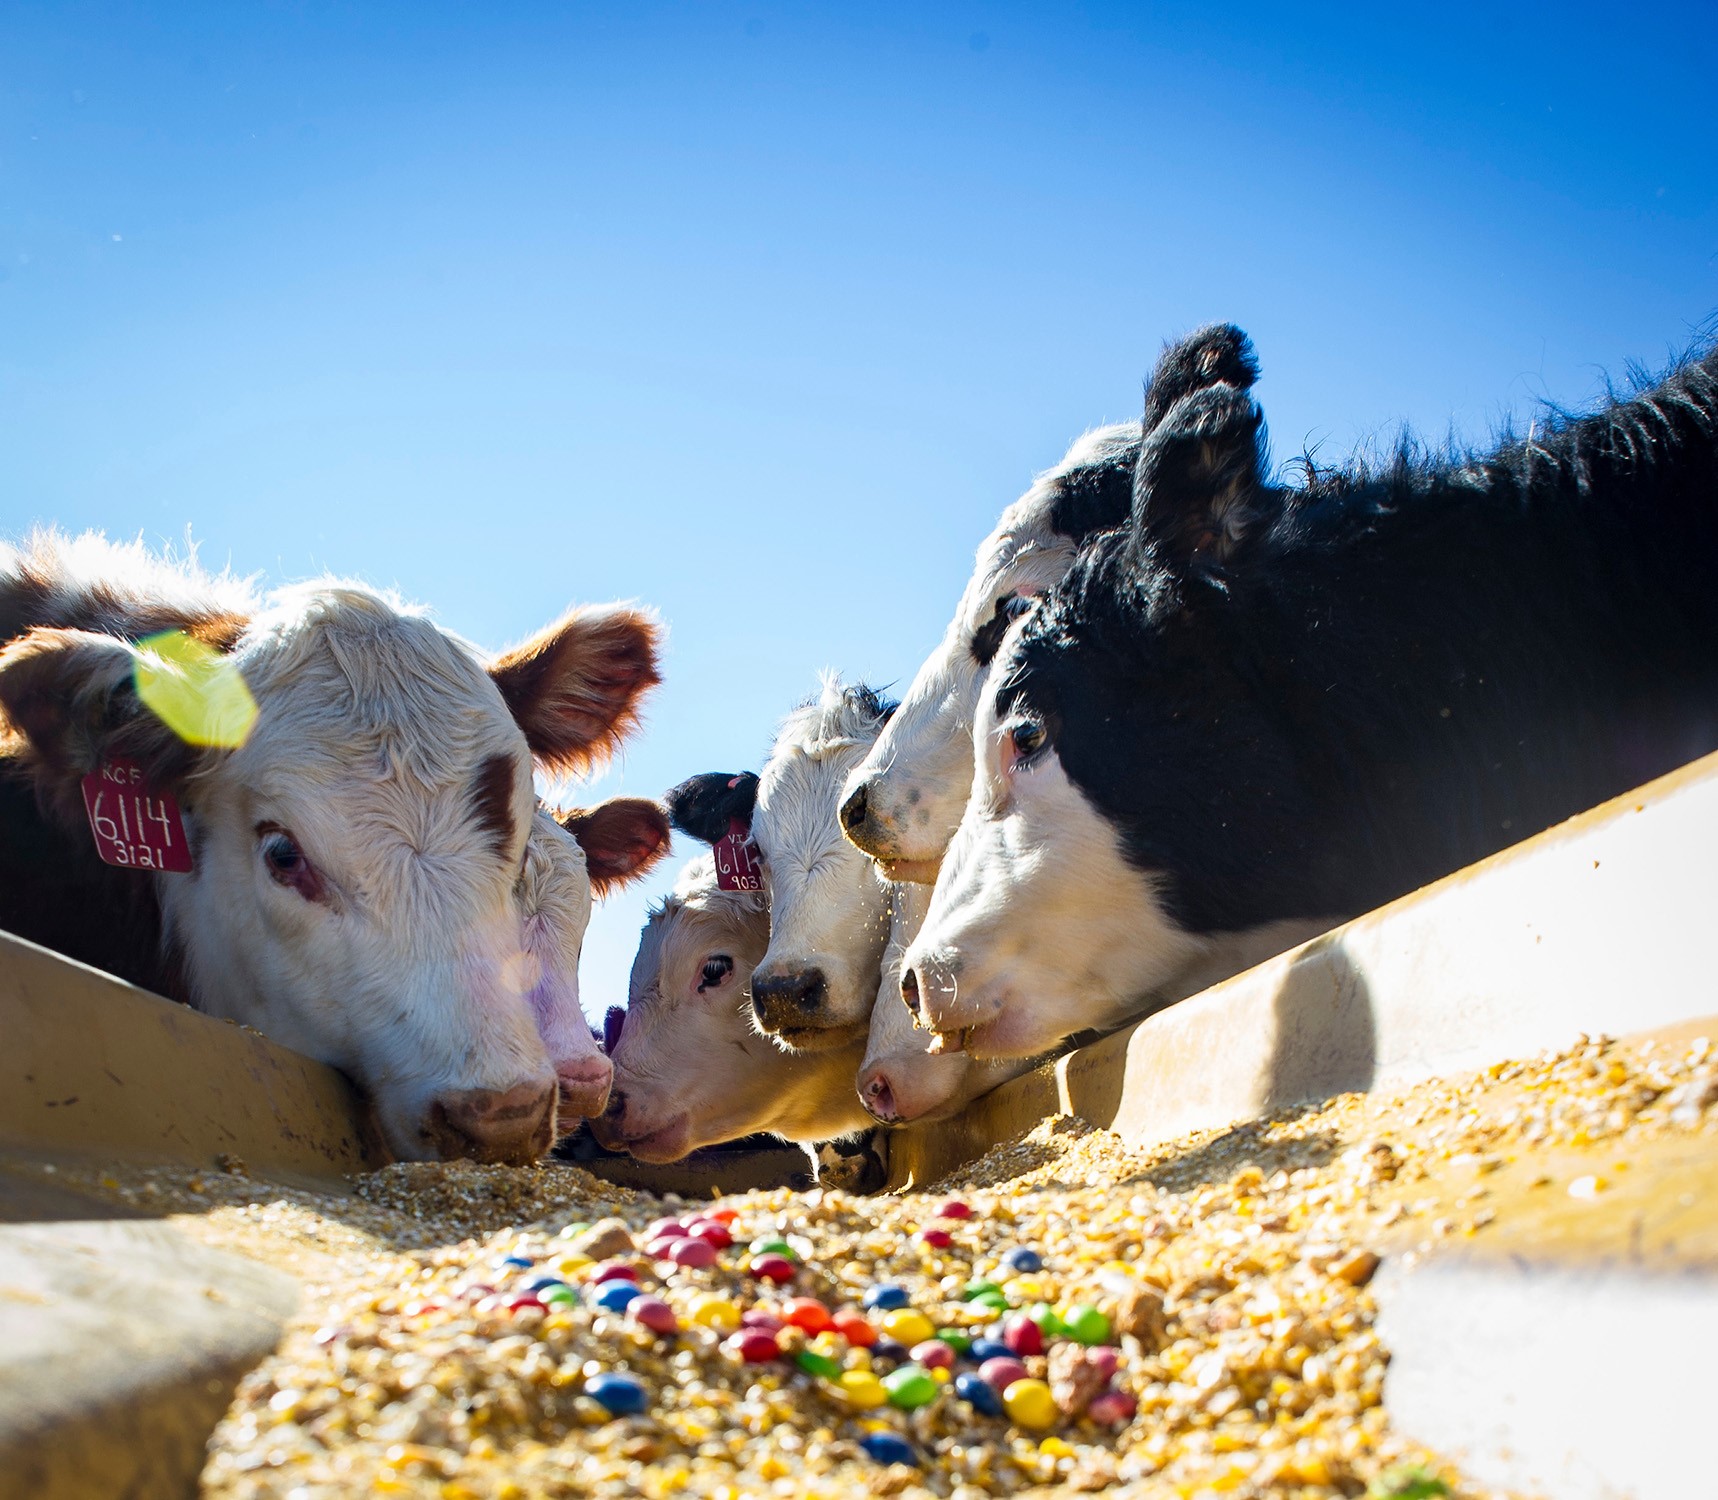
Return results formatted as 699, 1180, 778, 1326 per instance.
713, 818, 763, 892
80, 757, 194, 874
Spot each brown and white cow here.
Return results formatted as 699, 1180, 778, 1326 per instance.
0, 531, 669, 1164
590, 851, 872, 1166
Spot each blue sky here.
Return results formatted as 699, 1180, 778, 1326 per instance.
3, 1, 1714, 1018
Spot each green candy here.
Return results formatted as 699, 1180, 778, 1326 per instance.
935, 1327, 971, 1353
1061, 1304, 1112, 1345
539, 1286, 577, 1306
557, 1222, 591, 1240
972, 1289, 1010, 1313
882, 1365, 939, 1409
1026, 1301, 1063, 1335
795, 1349, 844, 1381
748, 1236, 798, 1261
962, 1278, 1001, 1300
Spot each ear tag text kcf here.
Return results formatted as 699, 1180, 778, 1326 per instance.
713, 817, 763, 892
80, 757, 194, 873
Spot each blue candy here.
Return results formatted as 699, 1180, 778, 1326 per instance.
1001, 1247, 1044, 1273
862, 1284, 910, 1312
524, 1276, 568, 1293
968, 1338, 1013, 1364
592, 1280, 641, 1312
496, 1254, 534, 1270
585, 1373, 648, 1416
859, 1432, 920, 1467
955, 1371, 1005, 1416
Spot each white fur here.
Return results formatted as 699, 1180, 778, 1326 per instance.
6, 532, 616, 1160
595, 853, 870, 1160
748, 675, 895, 1045
902, 691, 1335, 1059
841, 423, 1141, 878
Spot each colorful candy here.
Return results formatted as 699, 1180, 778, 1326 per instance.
781, 1296, 833, 1333
859, 1431, 920, 1467
584, 1372, 648, 1416
728, 1329, 781, 1363
1086, 1387, 1139, 1425
910, 1339, 954, 1370
628, 1296, 679, 1335
882, 1365, 939, 1409
1002, 1377, 1057, 1430
832, 1310, 878, 1346
955, 1371, 1005, 1416
837, 1370, 887, 1408
862, 1284, 910, 1312
880, 1308, 935, 1346
668, 1237, 717, 1269
748, 1253, 796, 1284
979, 1356, 1029, 1391
591, 1280, 640, 1312
794, 1348, 843, 1380
1060, 1304, 1112, 1345
1001, 1246, 1043, 1273
689, 1294, 740, 1331
936, 1199, 973, 1219
1002, 1312, 1044, 1356
917, 1227, 954, 1249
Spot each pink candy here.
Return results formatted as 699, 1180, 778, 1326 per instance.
979, 1355, 1029, 1391
911, 1339, 955, 1370
729, 1329, 781, 1363
1085, 1388, 1138, 1425
628, 1296, 679, 1335
668, 1237, 718, 1269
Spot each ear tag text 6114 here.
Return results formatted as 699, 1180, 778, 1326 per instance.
713, 817, 763, 892
80, 757, 194, 873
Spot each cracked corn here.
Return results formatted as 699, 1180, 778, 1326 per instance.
36, 1030, 1718, 1498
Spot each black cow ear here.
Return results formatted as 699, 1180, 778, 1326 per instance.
1142, 324, 1260, 434
1131, 385, 1273, 567
665, 771, 760, 845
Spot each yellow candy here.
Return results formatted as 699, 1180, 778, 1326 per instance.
553, 1254, 593, 1276
838, 1371, 888, 1409
810, 1331, 847, 1357
1100, 1260, 1134, 1277
1040, 1436, 1075, 1457
880, 1309, 935, 1346
846, 1347, 873, 1371
690, 1295, 741, 1332
930, 1367, 951, 1384
1003, 1275, 1047, 1300
1003, 1378, 1057, 1431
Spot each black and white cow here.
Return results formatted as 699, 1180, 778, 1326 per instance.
904, 333, 1718, 1059
839, 325, 1261, 882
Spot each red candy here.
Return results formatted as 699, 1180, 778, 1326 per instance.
1086, 1388, 1138, 1425
646, 1236, 687, 1260
504, 1292, 543, 1312
1002, 1312, 1044, 1356
911, 1339, 955, 1370
629, 1296, 679, 1335
936, 1199, 973, 1219
589, 1261, 638, 1285
742, 1309, 785, 1333
979, 1355, 1029, 1391
687, 1220, 732, 1249
918, 1228, 954, 1249
750, 1253, 796, 1284
832, 1311, 877, 1347
782, 1297, 833, 1333
669, 1237, 718, 1269
729, 1329, 781, 1363
646, 1216, 687, 1239
705, 1207, 741, 1225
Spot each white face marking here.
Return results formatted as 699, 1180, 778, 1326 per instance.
596, 856, 869, 1161
841, 423, 1140, 878
901, 686, 1340, 1060
153, 588, 569, 1161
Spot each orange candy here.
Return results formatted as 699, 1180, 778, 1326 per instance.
782, 1297, 833, 1333
832, 1310, 878, 1347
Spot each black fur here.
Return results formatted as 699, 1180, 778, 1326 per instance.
1001, 334, 1718, 936
665, 771, 760, 844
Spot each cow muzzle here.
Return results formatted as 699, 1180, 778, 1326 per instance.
900, 947, 999, 1055
424, 1079, 557, 1165
554, 1055, 614, 1132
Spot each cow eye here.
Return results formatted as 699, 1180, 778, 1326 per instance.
257, 823, 324, 902
971, 592, 1034, 666
699, 955, 734, 992
1009, 720, 1048, 762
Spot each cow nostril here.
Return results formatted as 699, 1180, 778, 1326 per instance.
839, 784, 868, 833
862, 1072, 897, 1123
900, 966, 920, 1016
754, 969, 828, 1014
603, 1088, 627, 1120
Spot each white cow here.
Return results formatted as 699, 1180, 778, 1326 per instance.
0, 530, 669, 1163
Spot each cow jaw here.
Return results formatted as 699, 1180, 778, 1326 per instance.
903, 745, 1203, 1061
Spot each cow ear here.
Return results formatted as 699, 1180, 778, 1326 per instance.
490, 606, 662, 777
1131, 385, 1273, 567
0, 627, 217, 821
558, 798, 672, 897
1141, 324, 1260, 434
665, 771, 759, 846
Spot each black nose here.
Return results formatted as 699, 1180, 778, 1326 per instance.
839, 784, 868, 833
752, 968, 828, 1021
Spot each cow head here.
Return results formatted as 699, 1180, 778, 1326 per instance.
591, 854, 869, 1160
839, 325, 1260, 883
0, 536, 666, 1163
669, 679, 894, 1051
900, 348, 1330, 1060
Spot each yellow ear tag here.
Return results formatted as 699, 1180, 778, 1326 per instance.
134, 630, 258, 749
